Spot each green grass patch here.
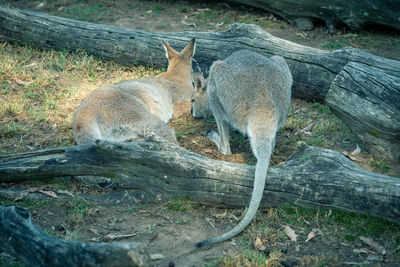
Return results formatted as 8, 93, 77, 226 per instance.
165, 197, 198, 212
55, 3, 107, 22
64, 198, 90, 224
0, 122, 24, 138
321, 40, 348, 49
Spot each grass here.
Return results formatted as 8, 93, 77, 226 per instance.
320, 40, 348, 49
52, 3, 107, 22
64, 198, 90, 225
208, 203, 400, 266
165, 197, 199, 212
0, 41, 162, 155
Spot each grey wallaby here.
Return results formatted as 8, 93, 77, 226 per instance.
191, 50, 292, 247
73, 39, 196, 145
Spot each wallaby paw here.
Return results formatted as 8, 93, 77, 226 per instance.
206, 130, 220, 143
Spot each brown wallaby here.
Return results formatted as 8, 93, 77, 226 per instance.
72, 39, 196, 145
191, 50, 292, 247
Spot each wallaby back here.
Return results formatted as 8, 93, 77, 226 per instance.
73, 39, 196, 145
193, 50, 292, 247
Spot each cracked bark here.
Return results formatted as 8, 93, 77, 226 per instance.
0, 206, 150, 267
1, 138, 399, 223
227, 0, 400, 32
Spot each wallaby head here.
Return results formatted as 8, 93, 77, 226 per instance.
191, 72, 211, 118
158, 39, 196, 85
193, 50, 292, 248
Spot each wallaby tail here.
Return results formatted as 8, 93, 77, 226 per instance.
196, 131, 273, 248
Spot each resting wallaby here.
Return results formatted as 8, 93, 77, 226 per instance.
191, 50, 292, 247
73, 39, 196, 145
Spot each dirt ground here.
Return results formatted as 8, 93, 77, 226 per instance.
1, 1, 400, 266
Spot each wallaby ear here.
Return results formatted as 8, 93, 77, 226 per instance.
162, 41, 179, 61
193, 72, 205, 92
181, 38, 196, 60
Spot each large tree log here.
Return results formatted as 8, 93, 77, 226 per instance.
228, 0, 400, 32
327, 62, 400, 162
1, 7, 399, 101
1, 138, 399, 223
0, 6, 399, 161
0, 206, 150, 267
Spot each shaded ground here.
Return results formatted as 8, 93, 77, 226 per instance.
1, 0, 400, 266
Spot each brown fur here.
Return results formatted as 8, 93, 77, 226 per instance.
73, 39, 196, 145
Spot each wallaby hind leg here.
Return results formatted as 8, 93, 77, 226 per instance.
207, 89, 232, 156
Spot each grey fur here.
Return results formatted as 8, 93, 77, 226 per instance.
192, 50, 292, 247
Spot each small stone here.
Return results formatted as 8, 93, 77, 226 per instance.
295, 18, 314, 31
262, 248, 271, 256
168, 261, 175, 267
281, 259, 298, 267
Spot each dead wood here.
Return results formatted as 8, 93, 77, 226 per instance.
1, 138, 399, 223
227, 0, 400, 32
0, 205, 150, 267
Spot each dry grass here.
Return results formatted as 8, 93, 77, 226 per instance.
0, 42, 162, 154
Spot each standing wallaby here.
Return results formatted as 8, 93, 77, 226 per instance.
191, 50, 292, 247
73, 39, 196, 145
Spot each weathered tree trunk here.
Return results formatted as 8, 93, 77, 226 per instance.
327, 62, 400, 162
1, 138, 399, 223
0, 206, 149, 267
0, 6, 399, 161
228, 0, 400, 32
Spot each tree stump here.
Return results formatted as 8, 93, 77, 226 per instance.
0, 206, 150, 267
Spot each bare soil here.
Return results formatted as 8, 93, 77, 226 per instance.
1, 1, 400, 266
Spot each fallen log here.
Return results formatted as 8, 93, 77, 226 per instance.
327, 62, 400, 162
0, 6, 399, 161
1, 138, 399, 223
0, 206, 149, 267
228, 0, 400, 33
1, 7, 399, 101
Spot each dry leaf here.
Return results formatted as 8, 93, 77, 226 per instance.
57, 189, 74, 197
38, 189, 58, 198
302, 217, 311, 226
353, 248, 374, 254
181, 19, 196, 27
283, 225, 297, 242
197, 8, 211, 12
305, 230, 317, 242
342, 151, 359, 162
296, 32, 307, 38
359, 236, 387, 255
254, 237, 266, 251
351, 144, 361, 156
105, 232, 138, 241
14, 187, 38, 201
146, 10, 152, 13
87, 208, 94, 215
150, 254, 165, 260
212, 209, 228, 219
89, 228, 100, 235
23, 63, 36, 68
14, 78, 33, 85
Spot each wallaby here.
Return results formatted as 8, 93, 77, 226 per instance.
191, 50, 292, 247
73, 39, 196, 145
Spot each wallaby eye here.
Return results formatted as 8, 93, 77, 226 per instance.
190, 99, 195, 103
